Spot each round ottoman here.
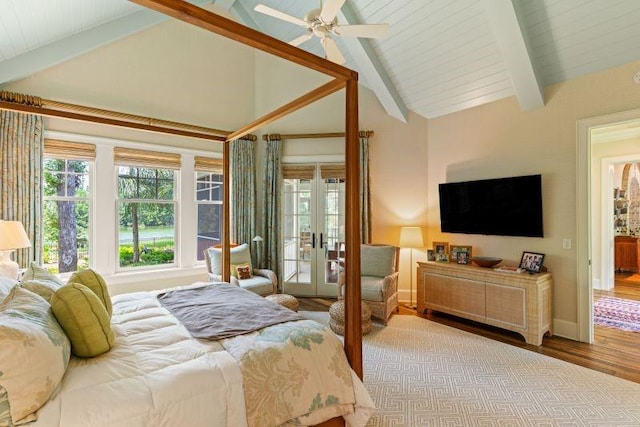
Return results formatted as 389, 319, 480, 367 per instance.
265, 294, 299, 312
328, 300, 372, 336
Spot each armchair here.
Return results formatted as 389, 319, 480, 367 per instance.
339, 244, 399, 325
204, 243, 277, 296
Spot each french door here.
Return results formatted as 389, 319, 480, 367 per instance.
282, 163, 345, 297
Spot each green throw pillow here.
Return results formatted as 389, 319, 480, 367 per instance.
51, 283, 114, 358
68, 269, 112, 317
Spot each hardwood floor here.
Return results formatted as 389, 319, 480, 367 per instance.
299, 275, 640, 384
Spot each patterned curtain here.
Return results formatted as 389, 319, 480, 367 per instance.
263, 135, 282, 288
0, 91, 44, 267
231, 137, 257, 266
360, 134, 371, 244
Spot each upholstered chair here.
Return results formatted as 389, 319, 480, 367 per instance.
204, 243, 277, 296
339, 244, 400, 325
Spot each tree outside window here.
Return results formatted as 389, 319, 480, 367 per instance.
43, 158, 91, 274
117, 166, 176, 268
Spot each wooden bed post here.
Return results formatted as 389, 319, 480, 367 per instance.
344, 76, 363, 379
222, 141, 231, 282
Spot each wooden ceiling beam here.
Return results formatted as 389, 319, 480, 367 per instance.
130, 0, 356, 81
226, 79, 346, 141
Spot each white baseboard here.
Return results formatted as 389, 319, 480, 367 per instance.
552, 318, 579, 341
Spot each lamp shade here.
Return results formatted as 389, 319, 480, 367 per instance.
399, 226, 424, 248
0, 221, 32, 251
252, 235, 263, 243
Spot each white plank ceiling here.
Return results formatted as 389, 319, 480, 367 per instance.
1, 0, 640, 121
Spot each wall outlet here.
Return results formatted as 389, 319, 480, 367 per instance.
562, 239, 572, 250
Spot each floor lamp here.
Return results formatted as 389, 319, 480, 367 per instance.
399, 226, 424, 309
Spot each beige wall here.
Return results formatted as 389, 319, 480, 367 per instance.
4, 5, 255, 153
428, 60, 640, 337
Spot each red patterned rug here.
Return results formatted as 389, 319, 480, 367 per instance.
593, 297, 640, 332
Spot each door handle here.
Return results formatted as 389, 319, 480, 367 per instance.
320, 233, 324, 249
312, 233, 316, 249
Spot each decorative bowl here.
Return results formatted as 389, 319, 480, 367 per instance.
471, 256, 502, 268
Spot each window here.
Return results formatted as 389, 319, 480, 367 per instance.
42, 140, 95, 274
194, 156, 224, 261
195, 172, 224, 260
117, 166, 176, 268
43, 158, 92, 274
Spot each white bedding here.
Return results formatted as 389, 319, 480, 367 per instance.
33, 284, 374, 427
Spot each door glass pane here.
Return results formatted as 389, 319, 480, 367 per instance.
323, 178, 346, 284
283, 178, 312, 285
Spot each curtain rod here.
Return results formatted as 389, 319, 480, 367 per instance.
262, 131, 374, 141
0, 91, 248, 142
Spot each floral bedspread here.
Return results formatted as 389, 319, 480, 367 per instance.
221, 319, 373, 426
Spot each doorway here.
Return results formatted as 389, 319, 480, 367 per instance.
281, 163, 345, 297
577, 109, 640, 343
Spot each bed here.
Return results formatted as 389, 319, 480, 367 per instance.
30, 282, 374, 427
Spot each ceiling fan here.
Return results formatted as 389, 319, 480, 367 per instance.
254, 0, 389, 65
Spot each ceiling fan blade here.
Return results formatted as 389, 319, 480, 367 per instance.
254, 4, 307, 27
289, 32, 314, 47
333, 24, 390, 39
321, 36, 345, 65
320, 0, 346, 23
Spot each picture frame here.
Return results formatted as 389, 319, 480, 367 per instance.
456, 251, 470, 265
433, 241, 450, 262
519, 251, 545, 273
427, 249, 435, 261
450, 245, 472, 264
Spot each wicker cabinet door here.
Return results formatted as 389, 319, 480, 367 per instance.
423, 272, 486, 319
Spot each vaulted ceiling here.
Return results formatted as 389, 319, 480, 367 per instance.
1, 0, 640, 123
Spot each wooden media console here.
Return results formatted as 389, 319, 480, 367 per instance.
417, 261, 553, 346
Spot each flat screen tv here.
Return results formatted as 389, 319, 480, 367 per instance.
439, 174, 543, 237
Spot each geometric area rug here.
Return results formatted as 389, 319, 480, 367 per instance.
593, 296, 640, 332
301, 312, 640, 426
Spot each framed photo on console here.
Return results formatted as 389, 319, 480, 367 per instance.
450, 245, 472, 264
433, 241, 449, 262
519, 251, 545, 273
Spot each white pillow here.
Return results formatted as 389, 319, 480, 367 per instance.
0, 276, 17, 300
0, 287, 71, 425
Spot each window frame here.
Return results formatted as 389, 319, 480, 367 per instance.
195, 171, 224, 263
42, 155, 94, 275
115, 165, 179, 272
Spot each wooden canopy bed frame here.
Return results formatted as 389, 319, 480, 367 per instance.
0, 1, 364, 425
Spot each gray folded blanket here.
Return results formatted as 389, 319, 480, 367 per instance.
157, 283, 303, 340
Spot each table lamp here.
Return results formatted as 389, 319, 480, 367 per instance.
399, 226, 424, 308
0, 221, 32, 279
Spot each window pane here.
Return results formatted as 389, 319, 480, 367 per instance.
44, 159, 90, 197
196, 204, 223, 261
118, 202, 175, 268
195, 173, 223, 201
43, 200, 90, 274
118, 167, 175, 200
